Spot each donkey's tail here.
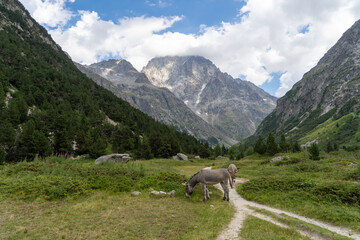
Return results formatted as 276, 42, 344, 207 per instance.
229, 174, 234, 189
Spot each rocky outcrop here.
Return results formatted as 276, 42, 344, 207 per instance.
142, 56, 277, 141
76, 61, 235, 146
95, 154, 131, 164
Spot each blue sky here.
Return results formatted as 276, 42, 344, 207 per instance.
68, 0, 246, 34
20, 0, 360, 97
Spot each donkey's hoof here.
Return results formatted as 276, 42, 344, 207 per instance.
222, 197, 226, 201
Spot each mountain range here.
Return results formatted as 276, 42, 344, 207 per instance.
79, 56, 277, 145
76, 60, 234, 146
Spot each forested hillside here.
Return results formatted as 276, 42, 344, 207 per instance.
0, 0, 211, 162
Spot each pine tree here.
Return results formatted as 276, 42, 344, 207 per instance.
222, 145, 227, 155
279, 134, 290, 152
88, 128, 107, 158
0, 82, 5, 111
266, 133, 278, 156
0, 119, 15, 147
0, 145, 5, 164
292, 141, 301, 152
254, 136, 266, 154
326, 141, 334, 153
214, 144, 222, 156
309, 143, 320, 160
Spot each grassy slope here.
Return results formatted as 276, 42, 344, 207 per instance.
299, 113, 360, 147
232, 152, 360, 231
0, 158, 233, 240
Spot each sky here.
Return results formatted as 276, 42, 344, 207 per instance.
19, 0, 360, 97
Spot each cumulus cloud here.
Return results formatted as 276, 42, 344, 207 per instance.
20, 0, 360, 97
20, 0, 74, 28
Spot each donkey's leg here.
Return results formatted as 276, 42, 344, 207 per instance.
206, 187, 210, 200
220, 182, 230, 201
201, 183, 207, 202
220, 182, 226, 200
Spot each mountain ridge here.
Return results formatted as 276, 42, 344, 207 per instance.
77, 59, 236, 146
142, 55, 277, 141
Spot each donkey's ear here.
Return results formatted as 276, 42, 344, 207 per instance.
181, 182, 187, 186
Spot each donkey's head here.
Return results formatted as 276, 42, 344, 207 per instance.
182, 182, 193, 197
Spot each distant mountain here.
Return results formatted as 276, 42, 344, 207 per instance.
76, 60, 235, 146
251, 19, 360, 147
142, 56, 277, 141
0, 0, 211, 161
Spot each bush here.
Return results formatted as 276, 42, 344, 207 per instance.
135, 172, 187, 193
312, 182, 360, 204
0, 175, 88, 200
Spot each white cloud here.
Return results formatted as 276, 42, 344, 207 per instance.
20, 0, 360, 97
20, 0, 74, 28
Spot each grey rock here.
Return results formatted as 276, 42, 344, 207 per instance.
148, 188, 154, 192
172, 155, 181, 160
150, 190, 160, 196
270, 155, 289, 163
95, 154, 131, 164
194, 156, 201, 159
167, 190, 176, 196
159, 191, 167, 195
177, 153, 188, 161
349, 162, 358, 166
131, 191, 141, 196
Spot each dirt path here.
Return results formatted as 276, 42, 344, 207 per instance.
215, 179, 360, 240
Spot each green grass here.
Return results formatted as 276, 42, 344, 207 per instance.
239, 215, 310, 240
234, 152, 360, 231
0, 156, 234, 239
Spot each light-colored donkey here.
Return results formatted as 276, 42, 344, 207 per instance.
227, 164, 238, 187
183, 168, 233, 202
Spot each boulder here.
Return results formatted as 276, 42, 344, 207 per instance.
150, 190, 160, 196
167, 190, 176, 196
131, 191, 141, 196
270, 155, 289, 163
194, 156, 201, 159
95, 154, 131, 164
172, 153, 188, 161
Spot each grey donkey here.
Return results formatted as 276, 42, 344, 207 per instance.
227, 164, 238, 187
183, 168, 233, 202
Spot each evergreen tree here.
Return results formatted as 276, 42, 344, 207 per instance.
309, 143, 320, 160
0, 119, 15, 147
292, 141, 301, 152
333, 143, 339, 151
54, 115, 72, 154
326, 141, 334, 153
279, 134, 290, 152
266, 133, 278, 156
236, 151, 244, 160
0, 82, 5, 111
221, 145, 227, 155
88, 128, 107, 158
0, 146, 5, 164
16, 94, 28, 123
214, 144, 222, 156
18, 120, 51, 159
75, 116, 91, 155
7, 98, 20, 126
254, 136, 266, 154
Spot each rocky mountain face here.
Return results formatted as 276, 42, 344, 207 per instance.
77, 60, 235, 146
142, 56, 277, 141
253, 20, 360, 145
